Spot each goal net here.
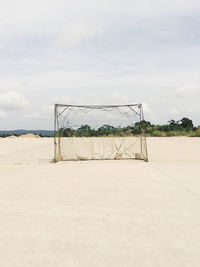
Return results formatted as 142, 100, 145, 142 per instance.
54, 104, 148, 162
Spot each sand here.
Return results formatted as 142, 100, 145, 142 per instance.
0, 137, 200, 267
5, 134, 40, 139
19, 133, 41, 138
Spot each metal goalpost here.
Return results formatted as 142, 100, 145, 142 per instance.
54, 103, 148, 162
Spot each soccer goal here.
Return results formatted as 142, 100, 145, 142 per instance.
54, 104, 148, 162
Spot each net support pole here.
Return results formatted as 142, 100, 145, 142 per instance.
139, 104, 143, 155
141, 104, 148, 162
54, 104, 57, 162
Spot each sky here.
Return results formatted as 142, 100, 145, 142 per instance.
0, 0, 200, 129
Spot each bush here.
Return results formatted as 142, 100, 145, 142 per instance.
188, 128, 200, 137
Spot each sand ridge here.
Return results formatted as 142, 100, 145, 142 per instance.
5, 133, 41, 138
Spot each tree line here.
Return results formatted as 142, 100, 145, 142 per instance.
58, 117, 200, 137
1, 117, 199, 137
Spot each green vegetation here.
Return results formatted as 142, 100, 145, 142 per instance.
1, 117, 199, 138
58, 117, 200, 137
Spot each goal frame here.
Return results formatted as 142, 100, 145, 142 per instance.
54, 103, 148, 162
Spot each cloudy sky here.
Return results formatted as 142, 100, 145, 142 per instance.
0, 0, 200, 129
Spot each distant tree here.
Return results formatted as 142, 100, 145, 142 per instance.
133, 120, 152, 134
180, 117, 193, 130
64, 128, 74, 137
76, 125, 91, 137
133, 122, 142, 134
58, 127, 74, 137
168, 120, 180, 130
98, 125, 115, 136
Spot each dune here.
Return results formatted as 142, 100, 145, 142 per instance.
19, 133, 41, 138
6, 135, 18, 138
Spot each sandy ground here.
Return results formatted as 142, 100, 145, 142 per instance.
0, 137, 200, 267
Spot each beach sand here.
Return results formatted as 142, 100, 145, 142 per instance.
0, 137, 200, 266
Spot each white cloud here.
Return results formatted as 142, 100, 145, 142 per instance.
142, 102, 157, 122
0, 110, 7, 118
22, 105, 54, 119
0, 0, 200, 128
0, 91, 29, 111
157, 84, 200, 125
56, 22, 103, 47
170, 85, 200, 100
162, 84, 200, 105
169, 109, 179, 115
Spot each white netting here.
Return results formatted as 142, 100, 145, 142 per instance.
54, 105, 148, 161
